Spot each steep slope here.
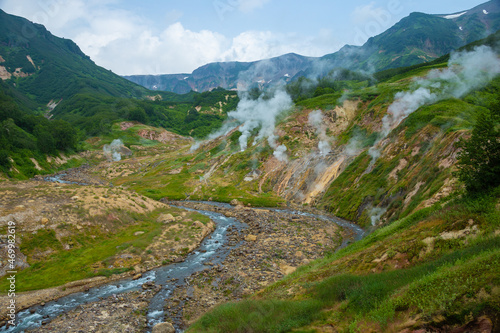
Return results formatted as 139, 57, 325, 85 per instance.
0, 9, 148, 106
442, 0, 500, 44
0, 10, 246, 179
125, 1, 500, 93
101, 35, 500, 331
327, 0, 500, 72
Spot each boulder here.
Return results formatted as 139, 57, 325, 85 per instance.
230, 199, 242, 206
157, 213, 175, 223
245, 235, 257, 242
152, 322, 175, 333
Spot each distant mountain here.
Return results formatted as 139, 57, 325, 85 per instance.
125, 0, 500, 93
0, 9, 148, 106
123, 53, 314, 94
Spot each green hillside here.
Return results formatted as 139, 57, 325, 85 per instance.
0, 9, 147, 103
0, 10, 242, 179
0, 7, 498, 332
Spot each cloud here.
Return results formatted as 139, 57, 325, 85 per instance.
0, 0, 339, 75
351, 2, 388, 25
76, 20, 228, 74
238, 0, 271, 13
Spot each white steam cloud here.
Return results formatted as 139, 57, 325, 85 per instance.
190, 121, 239, 152
228, 89, 293, 159
370, 46, 500, 164
308, 109, 331, 156
103, 139, 124, 161
273, 144, 288, 162
369, 207, 387, 226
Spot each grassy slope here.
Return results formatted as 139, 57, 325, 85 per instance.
188, 194, 499, 332
182, 57, 500, 331
0, 182, 212, 292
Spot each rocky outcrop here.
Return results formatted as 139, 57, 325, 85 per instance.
153, 322, 175, 333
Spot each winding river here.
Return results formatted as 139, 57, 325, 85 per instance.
1, 200, 364, 333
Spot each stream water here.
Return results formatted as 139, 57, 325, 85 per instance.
1, 207, 247, 333
1, 197, 364, 333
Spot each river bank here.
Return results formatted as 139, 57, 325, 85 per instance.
1, 199, 363, 332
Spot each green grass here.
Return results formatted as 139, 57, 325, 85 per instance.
313, 237, 499, 323
188, 189, 500, 331
189, 237, 499, 332
0, 216, 164, 292
187, 299, 323, 333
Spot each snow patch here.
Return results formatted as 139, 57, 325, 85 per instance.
443, 11, 467, 19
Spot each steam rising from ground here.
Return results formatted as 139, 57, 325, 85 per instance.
103, 139, 124, 161
369, 46, 500, 164
227, 89, 292, 160
308, 110, 331, 156
369, 207, 387, 226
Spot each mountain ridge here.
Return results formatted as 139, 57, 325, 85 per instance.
124, 0, 500, 93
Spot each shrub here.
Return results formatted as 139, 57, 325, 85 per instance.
456, 105, 500, 194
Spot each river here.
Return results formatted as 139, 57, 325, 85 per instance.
1, 200, 364, 333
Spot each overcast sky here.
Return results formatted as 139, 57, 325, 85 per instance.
0, 0, 488, 75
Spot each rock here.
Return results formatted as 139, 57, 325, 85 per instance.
280, 264, 296, 275
142, 281, 155, 289
157, 214, 175, 223
41, 218, 49, 224
230, 199, 242, 206
245, 235, 257, 242
194, 221, 205, 228
132, 273, 142, 280
134, 231, 145, 236
152, 322, 175, 333
71, 196, 80, 200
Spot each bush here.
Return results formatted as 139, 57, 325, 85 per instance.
456, 105, 500, 194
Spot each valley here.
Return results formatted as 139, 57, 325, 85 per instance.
0, 2, 499, 332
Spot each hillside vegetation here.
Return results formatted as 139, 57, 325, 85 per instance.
0, 10, 241, 180
85, 36, 499, 332
0, 8, 499, 332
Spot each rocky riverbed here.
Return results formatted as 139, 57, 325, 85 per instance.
28, 285, 159, 333
10, 200, 357, 332
156, 201, 348, 330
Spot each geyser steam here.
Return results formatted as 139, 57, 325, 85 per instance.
103, 139, 124, 161
308, 109, 331, 156
370, 46, 500, 164
227, 89, 293, 160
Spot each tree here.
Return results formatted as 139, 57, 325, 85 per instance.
34, 124, 56, 154
456, 105, 500, 194
0, 150, 10, 169
128, 107, 148, 123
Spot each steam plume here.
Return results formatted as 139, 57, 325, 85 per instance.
308, 109, 331, 156
370, 46, 500, 164
369, 207, 387, 226
103, 139, 124, 161
228, 89, 292, 159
